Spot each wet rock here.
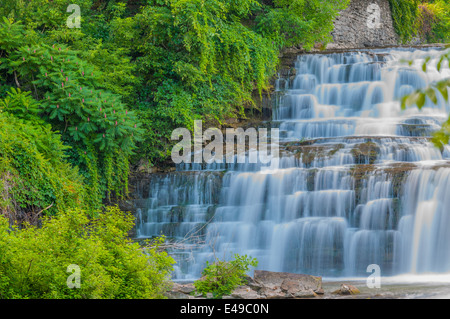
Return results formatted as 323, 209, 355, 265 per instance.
231, 286, 260, 299
351, 142, 379, 164
314, 287, 325, 295
166, 290, 190, 299
332, 284, 361, 295
135, 158, 157, 174
293, 290, 318, 298
168, 282, 196, 298
280, 278, 300, 294
243, 275, 263, 291
259, 287, 286, 299
166, 272, 370, 299
254, 270, 323, 292
179, 283, 195, 294
253, 270, 323, 298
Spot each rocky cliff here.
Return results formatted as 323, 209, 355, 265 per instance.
329, 0, 398, 49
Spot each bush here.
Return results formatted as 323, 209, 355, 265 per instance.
0, 109, 86, 223
389, 0, 450, 43
427, 0, 450, 43
0, 206, 175, 299
194, 254, 258, 299
388, 0, 421, 43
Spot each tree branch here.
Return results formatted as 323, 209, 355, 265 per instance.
14, 71, 21, 88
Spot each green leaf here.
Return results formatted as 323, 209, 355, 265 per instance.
416, 92, 426, 109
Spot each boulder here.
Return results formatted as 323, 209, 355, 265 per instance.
167, 282, 197, 298
168, 270, 332, 299
243, 275, 263, 291
253, 270, 323, 298
259, 286, 287, 299
332, 284, 360, 295
314, 287, 325, 295
280, 279, 318, 298
178, 283, 195, 294
293, 290, 318, 298
231, 286, 260, 299
254, 270, 322, 291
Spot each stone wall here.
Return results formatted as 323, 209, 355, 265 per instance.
328, 0, 398, 49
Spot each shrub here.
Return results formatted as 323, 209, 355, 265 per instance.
388, 0, 421, 43
417, 4, 438, 41
0, 109, 86, 223
428, 0, 450, 43
0, 206, 175, 299
389, 0, 450, 43
194, 254, 258, 299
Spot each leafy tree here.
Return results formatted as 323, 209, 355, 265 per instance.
105, 0, 350, 165
0, 17, 143, 206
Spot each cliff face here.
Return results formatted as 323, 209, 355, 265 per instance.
328, 0, 398, 49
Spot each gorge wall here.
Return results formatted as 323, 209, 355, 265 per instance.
263, 0, 400, 49
328, 0, 398, 49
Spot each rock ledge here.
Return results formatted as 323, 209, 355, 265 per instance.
167, 270, 326, 299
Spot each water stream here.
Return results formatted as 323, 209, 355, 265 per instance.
136, 47, 450, 282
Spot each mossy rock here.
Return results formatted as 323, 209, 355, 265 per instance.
284, 142, 346, 167
332, 284, 360, 295
351, 142, 379, 164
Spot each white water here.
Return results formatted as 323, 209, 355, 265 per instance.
137, 47, 450, 280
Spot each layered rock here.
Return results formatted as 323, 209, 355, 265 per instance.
167, 270, 324, 299
329, 0, 398, 49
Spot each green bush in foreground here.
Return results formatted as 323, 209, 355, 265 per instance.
194, 254, 258, 299
0, 206, 175, 299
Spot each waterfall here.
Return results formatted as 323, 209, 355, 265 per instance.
136, 47, 450, 279
397, 168, 450, 274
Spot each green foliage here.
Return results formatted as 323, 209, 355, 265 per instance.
0, 17, 143, 205
424, 0, 450, 43
389, 0, 450, 43
0, 206, 175, 299
401, 48, 450, 149
0, 0, 93, 31
388, 0, 421, 43
256, 0, 350, 50
0, 0, 353, 300
106, 0, 276, 164
0, 0, 352, 169
194, 254, 258, 299
105, 0, 349, 165
0, 88, 42, 123
0, 110, 86, 223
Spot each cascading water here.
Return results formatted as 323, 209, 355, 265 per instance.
136, 47, 450, 280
